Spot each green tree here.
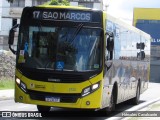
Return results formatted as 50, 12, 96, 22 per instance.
61, 0, 70, 6
49, 0, 70, 6
49, 0, 59, 5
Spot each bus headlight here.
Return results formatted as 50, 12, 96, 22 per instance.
92, 83, 99, 90
82, 87, 91, 97
16, 78, 20, 85
16, 78, 27, 93
81, 82, 100, 97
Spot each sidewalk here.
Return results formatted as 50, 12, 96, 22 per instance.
0, 89, 14, 101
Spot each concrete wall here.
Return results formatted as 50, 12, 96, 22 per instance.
70, 2, 78, 6
93, 3, 102, 10
0, 0, 13, 50
25, 0, 32, 7
2, 0, 10, 17
0, 18, 12, 36
0, 0, 2, 31
70, 1, 102, 10
0, 0, 11, 36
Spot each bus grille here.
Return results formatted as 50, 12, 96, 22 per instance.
28, 90, 81, 103
20, 69, 87, 83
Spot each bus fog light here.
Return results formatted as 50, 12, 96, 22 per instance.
86, 101, 90, 105
19, 96, 23, 100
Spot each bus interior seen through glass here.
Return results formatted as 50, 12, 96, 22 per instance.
32, 32, 57, 60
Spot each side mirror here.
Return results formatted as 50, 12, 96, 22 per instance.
8, 29, 14, 45
8, 24, 19, 54
137, 51, 145, 60
107, 36, 114, 51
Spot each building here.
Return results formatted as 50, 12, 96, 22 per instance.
0, 0, 12, 50
69, 0, 102, 10
0, 0, 103, 51
133, 8, 160, 83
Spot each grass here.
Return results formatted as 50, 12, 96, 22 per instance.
0, 77, 15, 90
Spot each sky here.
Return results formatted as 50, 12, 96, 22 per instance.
103, 0, 160, 25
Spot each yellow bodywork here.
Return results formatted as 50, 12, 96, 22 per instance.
15, 69, 104, 109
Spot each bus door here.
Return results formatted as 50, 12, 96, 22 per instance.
105, 32, 114, 71
104, 32, 114, 84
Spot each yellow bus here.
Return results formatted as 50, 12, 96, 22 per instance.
8, 5, 150, 113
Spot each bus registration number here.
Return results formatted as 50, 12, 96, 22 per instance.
45, 96, 60, 102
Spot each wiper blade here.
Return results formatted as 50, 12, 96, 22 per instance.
69, 23, 84, 44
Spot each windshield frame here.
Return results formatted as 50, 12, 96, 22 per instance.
17, 23, 104, 73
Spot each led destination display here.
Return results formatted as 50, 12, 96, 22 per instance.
33, 10, 92, 22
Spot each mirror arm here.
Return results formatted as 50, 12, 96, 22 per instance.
12, 24, 19, 30
8, 24, 19, 55
9, 44, 16, 55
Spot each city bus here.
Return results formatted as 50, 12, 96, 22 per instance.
8, 5, 151, 113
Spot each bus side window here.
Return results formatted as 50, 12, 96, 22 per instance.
106, 33, 114, 60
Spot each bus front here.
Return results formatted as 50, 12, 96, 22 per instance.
14, 6, 104, 111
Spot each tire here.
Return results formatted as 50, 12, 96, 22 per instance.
130, 83, 140, 105
106, 90, 116, 113
37, 105, 51, 112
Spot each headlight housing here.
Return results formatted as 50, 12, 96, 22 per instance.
16, 78, 27, 93
81, 82, 100, 97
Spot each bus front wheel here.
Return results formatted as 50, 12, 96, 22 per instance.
130, 83, 140, 105
37, 105, 51, 112
106, 90, 116, 113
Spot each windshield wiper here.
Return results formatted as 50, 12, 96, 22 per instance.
69, 23, 84, 44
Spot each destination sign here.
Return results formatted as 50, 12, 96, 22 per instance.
33, 10, 92, 22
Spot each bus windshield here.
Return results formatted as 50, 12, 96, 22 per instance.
17, 25, 102, 72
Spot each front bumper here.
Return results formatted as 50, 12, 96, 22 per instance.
15, 83, 102, 109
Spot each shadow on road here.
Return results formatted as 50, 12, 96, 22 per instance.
40, 100, 146, 119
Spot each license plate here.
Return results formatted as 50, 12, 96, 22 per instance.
45, 96, 60, 102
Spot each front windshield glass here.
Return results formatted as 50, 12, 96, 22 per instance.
17, 25, 102, 72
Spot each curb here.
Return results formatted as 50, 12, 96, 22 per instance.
106, 97, 160, 120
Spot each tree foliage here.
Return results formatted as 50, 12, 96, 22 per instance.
49, 0, 70, 6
